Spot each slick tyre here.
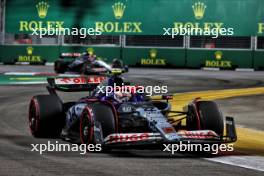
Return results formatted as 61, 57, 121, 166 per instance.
29, 95, 64, 138
198, 101, 224, 136
80, 103, 116, 147
187, 101, 224, 136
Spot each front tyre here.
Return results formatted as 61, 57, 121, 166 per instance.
80, 103, 116, 151
198, 101, 224, 136
187, 101, 224, 136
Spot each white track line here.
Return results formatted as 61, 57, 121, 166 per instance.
3, 72, 81, 77
45, 62, 54, 66
4, 72, 36, 76
206, 156, 264, 172
7, 81, 47, 85
202, 67, 220, 71
235, 68, 255, 72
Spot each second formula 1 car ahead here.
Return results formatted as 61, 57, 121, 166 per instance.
54, 52, 128, 75
28, 71, 236, 151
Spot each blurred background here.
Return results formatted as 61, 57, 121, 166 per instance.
0, 0, 263, 69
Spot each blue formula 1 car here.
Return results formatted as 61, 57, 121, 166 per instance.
28, 71, 237, 151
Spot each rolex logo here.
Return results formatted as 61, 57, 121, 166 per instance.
149, 49, 157, 59
27, 47, 33, 55
192, 2, 206, 20
215, 51, 223, 60
36, 1, 50, 19
112, 2, 126, 19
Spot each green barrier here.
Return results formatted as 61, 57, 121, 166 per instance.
254, 51, 264, 70
1, 45, 263, 69
186, 49, 253, 69
5, 0, 264, 36
0, 45, 59, 64
122, 48, 185, 67
0, 45, 121, 63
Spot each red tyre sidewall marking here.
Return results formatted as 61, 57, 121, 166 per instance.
80, 107, 94, 144
82, 99, 119, 133
28, 98, 40, 136
193, 100, 201, 130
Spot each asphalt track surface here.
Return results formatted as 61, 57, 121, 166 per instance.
0, 66, 263, 176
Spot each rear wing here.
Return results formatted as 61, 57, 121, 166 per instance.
47, 75, 106, 92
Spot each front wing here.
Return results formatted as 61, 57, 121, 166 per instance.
102, 116, 237, 148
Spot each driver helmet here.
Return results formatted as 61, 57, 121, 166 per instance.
112, 58, 122, 68
82, 51, 96, 62
88, 54, 96, 62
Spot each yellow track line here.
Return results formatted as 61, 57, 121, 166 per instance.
170, 87, 264, 111
236, 128, 264, 155
9, 77, 45, 81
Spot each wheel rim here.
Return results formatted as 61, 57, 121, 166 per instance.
80, 108, 94, 144
83, 126, 89, 137
29, 99, 39, 135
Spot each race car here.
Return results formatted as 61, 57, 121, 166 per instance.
54, 52, 128, 75
28, 71, 237, 151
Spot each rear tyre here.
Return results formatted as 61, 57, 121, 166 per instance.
187, 101, 224, 136
29, 95, 64, 138
80, 103, 116, 150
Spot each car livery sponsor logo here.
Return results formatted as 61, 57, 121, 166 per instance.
162, 127, 176, 134
105, 133, 150, 143
178, 130, 218, 139
55, 76, 106, 85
